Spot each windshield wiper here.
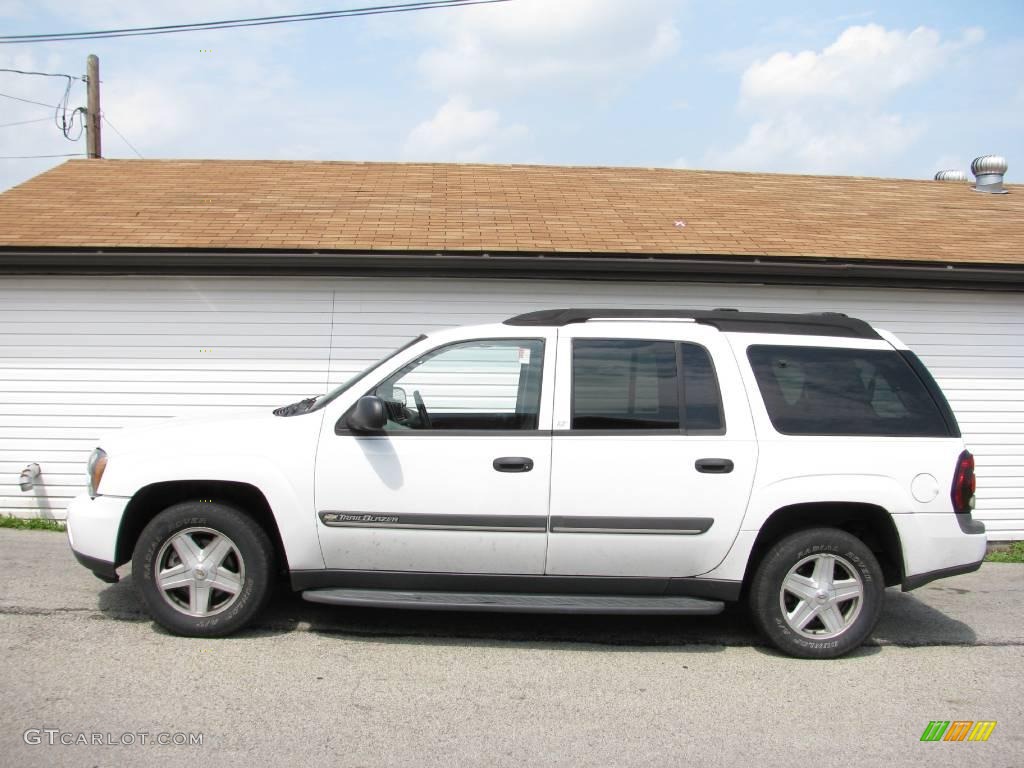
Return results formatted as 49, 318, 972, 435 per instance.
272, 397, 318, 417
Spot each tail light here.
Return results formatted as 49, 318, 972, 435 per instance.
951, 450, 976, 513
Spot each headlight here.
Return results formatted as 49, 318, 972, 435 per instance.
87, 447, 108, 498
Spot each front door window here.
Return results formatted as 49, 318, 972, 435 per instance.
374, 338, 545, 431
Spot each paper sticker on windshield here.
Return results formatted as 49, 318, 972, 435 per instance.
518, 347, 531, 365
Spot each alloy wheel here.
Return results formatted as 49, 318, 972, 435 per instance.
154, 527, 246, 618
779, 552, 864, 640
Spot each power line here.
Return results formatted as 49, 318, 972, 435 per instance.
0, 0, 512, 43
0, 69, 86, 141
102, 114, 143, 158
0, 63, 88, 160
0, 116, 53, 128
0, 154, 83, 159
0, 90, 56, 108
0, 67, 81, 79
52, 75, 86, 141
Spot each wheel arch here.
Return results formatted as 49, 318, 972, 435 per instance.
742, 502, 904, 591
115, 480, 289, 574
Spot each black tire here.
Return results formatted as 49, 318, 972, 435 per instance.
749, 527, 884, 659
132, 501, 275, 637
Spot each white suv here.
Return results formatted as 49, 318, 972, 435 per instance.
66, 309, 986, 658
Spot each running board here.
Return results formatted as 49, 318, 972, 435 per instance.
301, 588, 725, 615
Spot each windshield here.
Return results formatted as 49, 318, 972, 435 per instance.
309, 334, 426, 412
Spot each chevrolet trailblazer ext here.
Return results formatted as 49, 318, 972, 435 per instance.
66, 309, 986, 658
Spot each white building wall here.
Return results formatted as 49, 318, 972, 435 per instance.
1, 275, 1021, 539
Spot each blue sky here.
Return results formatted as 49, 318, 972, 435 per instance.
1, 0, 1022, 192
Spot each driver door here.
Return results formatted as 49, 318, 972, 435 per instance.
315, 334, 555, 574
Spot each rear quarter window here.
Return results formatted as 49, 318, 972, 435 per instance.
746, 345, 952, 437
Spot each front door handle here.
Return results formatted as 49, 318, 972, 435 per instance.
695, 458, 734, 474
493, 457, 534, 473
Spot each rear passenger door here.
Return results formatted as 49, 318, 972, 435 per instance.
545, 322, 757, 577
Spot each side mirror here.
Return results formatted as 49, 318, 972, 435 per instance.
346, 395, 387, 433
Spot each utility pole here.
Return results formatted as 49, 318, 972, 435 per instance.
85, 54, 101, 159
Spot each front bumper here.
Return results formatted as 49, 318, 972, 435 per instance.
71, 549, 120, 583
65, 493, 129, 583
893, 511, 987, 592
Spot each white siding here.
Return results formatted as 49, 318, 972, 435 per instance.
1, 275, 1021, 539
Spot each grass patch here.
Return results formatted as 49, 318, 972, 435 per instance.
985, 541, 1024, 563
0, 515, 66, 532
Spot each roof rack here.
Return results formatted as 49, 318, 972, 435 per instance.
503, 308, 880, 339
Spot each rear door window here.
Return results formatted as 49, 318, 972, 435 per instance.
570, 339, 726, 433
747, 345, 951, 437
572, 339, 679, 430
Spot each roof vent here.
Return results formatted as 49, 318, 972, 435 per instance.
934, 169, 968, 182
971, 155, 1008, 194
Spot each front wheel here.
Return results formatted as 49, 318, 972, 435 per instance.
132, 501, 274, 637
749, 528, 884, 659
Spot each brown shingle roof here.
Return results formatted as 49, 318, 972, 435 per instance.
0, 158, 1021, 265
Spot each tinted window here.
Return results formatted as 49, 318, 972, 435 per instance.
681, 343, 724, 432
572, 339, 678, 430
374, 339, 544, 431
747, 345, 950, 437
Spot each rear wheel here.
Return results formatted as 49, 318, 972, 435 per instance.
132, 501, 274, 637
749, 527, 884, 659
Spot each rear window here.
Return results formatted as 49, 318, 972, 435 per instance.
746, 345, 951, 437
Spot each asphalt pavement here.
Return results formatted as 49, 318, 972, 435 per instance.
1, 528, 1022, 767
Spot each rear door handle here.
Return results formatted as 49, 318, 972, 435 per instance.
493, 457, 534, 473
695, 458, 734, 474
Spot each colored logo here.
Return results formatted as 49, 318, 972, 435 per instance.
920, 721, 996, 742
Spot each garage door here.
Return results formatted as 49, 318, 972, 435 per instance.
1, 275, 1021, 540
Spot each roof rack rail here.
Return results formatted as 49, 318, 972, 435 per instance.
503, 308, 880, 339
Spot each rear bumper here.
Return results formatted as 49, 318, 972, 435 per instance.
902, 559, 983, 592
893, 511, 987, 591
65, 493, 129, 581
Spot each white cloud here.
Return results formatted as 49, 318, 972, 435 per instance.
96, 43, 306, 155
403, 96, 527, 162
0, 1, 29, 19
100, 78, 197, 150
715, 113, 923, 175
416, 0, 680, 93
709, 24, 983, 176
740, 24, 967, 108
